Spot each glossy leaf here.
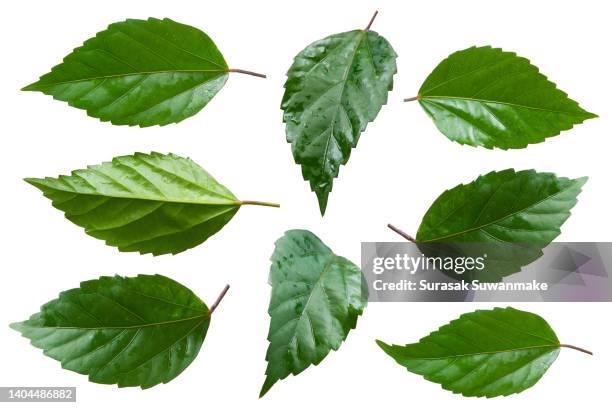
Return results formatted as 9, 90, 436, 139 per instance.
282, 14, 397, 215
11, 274, 228, 389
414, 46, 596, 149
26, 152, 278, 255
412, 169, 586, 281
377, 307, 592, 397
23, 18, 264, 127
260, 230, 367, 397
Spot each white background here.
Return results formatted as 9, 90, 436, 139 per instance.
1, 0, 610, 406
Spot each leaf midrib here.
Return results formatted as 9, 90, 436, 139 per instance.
31, 181, 241, 207
403, 344, 559, 361
320, 30, 367, 177
283, 251, 338, 356
22, 314, 208, 331
420, 95, 588, 117
25, 70, 229, 90
418, 179, 579, 243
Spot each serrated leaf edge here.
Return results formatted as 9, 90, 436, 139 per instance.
417, 169, 587, 243
10, 274, 211, 389
416, 45, 597, 150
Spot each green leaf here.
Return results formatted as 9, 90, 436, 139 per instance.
260, 230, 367, 397
411, 169, 586, 281
26, 152, 279, 255
23, 18, 265, 127
412, 46, 596, 149
282, 12, 397, 215
416, 169, 586, 243
11, 275, 230, 389
377, 307, 592, 397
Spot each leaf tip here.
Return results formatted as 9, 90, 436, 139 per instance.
9, 321, 23, 332
21, 82, 40, 92
375, 339, 397, 358
574, 176, 589, 188
375, 339, 390, 350
579, 105, 598, 120
259, 376, 276, 398
24, 177, 44, 188
316, 191, 329, 216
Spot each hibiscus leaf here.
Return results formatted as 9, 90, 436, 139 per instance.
389, 169, 586, 281
23, 18, 265, 127
377, 307, 592, 397
408, 46, 596, 149
282, 12, 397, 215
26, 152, 279, 255
260, 229, 367, 397
11, 275, 230, 389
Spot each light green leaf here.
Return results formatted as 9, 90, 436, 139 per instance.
390, 169, 586, 281
282, 12, 397, 215
26, 152, 279, 255
11, 275, 230, 389
410, 46, 596, 149
377, 307, 592, 398
23, 18, 265, 127
260, 230, 367, 397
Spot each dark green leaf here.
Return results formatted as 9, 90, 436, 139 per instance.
23, 18, 264, 127
282, 16, 397, 215
377, 307, 591, 397
413, 169, 586, 281
260, 230, 367, 397
11, 274, 226, 389
414, 46, 596, 149
26, 152, 279, 255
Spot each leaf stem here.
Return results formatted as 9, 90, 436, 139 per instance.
364, 10, 379, 31
404, 96, 420, 102
209, 284, 230, 315
387, 223, 417, 243
559, 344, 593, 355
240, 200, 280, 208
228, 68, 267, 78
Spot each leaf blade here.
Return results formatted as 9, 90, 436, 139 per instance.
414, 169, 586, 280
260, 230, 367, 397
11, 274, 210, 389
417, 46, 596, 149
283, 28, 396, 215
377, 307, 561, 397
417, 169, 586, 243
23, 18, 230, 126
26, 152, 266, 255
